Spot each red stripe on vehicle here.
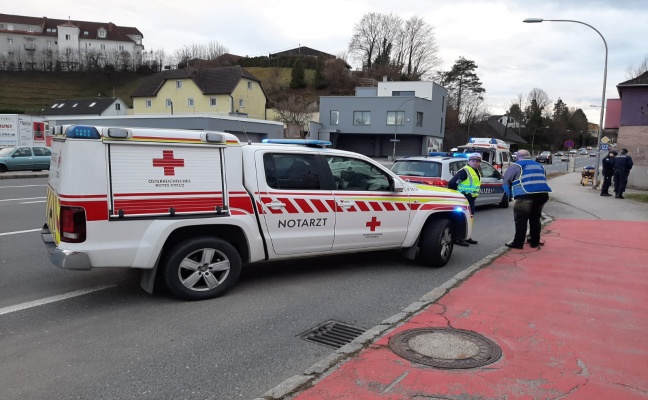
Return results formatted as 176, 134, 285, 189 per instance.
311, 199, 329, 213
356, 201, 370, 212
230, 197, 255, 214
279, 198, 299, 214
395, 203, 407, 211
60, 200, 109, 221
383, 202, 395, 211
114, 191, 222, 197
294, 198, 314, 213
369, 202, 382, 211
411, 203, 421, 211
59, 193, 108, 200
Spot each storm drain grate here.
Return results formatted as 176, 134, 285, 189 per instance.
300, 320, 366, 348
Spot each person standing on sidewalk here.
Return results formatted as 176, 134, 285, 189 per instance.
600, 150, 617, 196
448, 153, 482, 247
613, 148, 633, 199
502, 150, 552, 249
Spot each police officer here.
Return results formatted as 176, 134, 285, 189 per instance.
448, 152, 482, 246
613, 148, 633, 199
502, 149, 552, 249
600, 150, 617, 196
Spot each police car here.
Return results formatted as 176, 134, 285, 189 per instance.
390, 153, 509, 208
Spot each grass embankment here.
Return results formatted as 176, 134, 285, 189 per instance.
625, 193, 648, 203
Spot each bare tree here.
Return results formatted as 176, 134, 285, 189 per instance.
395, 16, 440, 79
205, 41, 228, 60
625, 55, 648, 79
526, 88, 551, 118
272, 94, 314, 138
348, 12, 383, 69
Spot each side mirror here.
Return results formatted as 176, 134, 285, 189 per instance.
391, 178, 404, 193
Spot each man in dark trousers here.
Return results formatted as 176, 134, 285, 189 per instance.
502, 150, 552, 249
613, 148, 633, 199
448, 152, 482, 247
600, 150, 617, 196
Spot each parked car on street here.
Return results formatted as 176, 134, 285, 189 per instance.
0, 146, 51, 173
561, 153, 570, 162
535, 151, 553, 164
589, 151, 598, 157
390, 154, 509, 208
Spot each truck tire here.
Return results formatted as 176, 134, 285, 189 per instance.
418, 219, 453, 268
499, 193, 510, 208
162, 236, 242, 301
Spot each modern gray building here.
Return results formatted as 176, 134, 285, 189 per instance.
315, 81, 448, 158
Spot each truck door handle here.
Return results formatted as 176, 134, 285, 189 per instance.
337, 200, 355, 208
267, 200, 286, 209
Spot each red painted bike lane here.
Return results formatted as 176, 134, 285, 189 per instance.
292, 219, 648, 400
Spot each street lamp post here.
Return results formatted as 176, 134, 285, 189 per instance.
523, 18, 607, 189
391, 97, 425, 161
531, 126, 549, 156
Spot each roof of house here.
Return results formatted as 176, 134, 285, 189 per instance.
39, 97, 122, 116
269, 46, 335, 58
0, 13, 142, 43
617, 71, 648, 96
472, 116, 527, 144
131, 66, 262, 98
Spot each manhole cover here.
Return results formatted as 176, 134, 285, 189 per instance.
388, 327, 501, 369
300, 320, 366, 349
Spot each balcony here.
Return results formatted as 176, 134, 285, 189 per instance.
24, 43, 36, 51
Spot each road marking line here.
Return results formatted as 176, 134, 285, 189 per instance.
0, 228, 41, 236
0, 284, 118, 316
0, 197, 46, 202
0, 185, 47, 189
20, 200, 47, 204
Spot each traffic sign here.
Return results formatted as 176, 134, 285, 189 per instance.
601, 136, 610, 144
600, 144, 609, 150
564, 140, 575, 148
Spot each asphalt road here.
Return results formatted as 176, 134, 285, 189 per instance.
1, 176, 517, 400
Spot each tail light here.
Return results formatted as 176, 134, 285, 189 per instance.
60, 206, 86, 243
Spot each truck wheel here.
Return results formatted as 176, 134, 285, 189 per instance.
498, 193, 509, 208
418, 219, 453, 268
162, 236, 242, 301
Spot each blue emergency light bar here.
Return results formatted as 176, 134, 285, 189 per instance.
262, 139, 332, 147
65, 125, 101, 139
428, 151, 468, 158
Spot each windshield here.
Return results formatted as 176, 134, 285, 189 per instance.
0, 148, 15, 156
390, 160, 441, 177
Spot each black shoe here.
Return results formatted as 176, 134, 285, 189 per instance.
526, 236, 545, 246
600, 192, 611, 197
465, 238, 478, 244
529, 243, 542, 248
505, 241, 524, 249
454, 239, 469, 247
618, 195, 625, 199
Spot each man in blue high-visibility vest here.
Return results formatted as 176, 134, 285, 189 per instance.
502, 149, 552, 249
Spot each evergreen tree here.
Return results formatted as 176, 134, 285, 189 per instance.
437, 57, 485, 123
313, 56, 328, 89
290, 57, 307, 89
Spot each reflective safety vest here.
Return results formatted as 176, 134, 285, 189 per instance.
511, 159, 552, 197
457, 166, 481, 198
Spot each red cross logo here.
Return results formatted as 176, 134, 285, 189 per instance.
366, 216, 381, 232
153, 150, 185, 176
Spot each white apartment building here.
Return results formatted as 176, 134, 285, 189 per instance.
0, 13, 144, 70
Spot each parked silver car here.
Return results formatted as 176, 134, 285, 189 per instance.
0, 146, 52, 173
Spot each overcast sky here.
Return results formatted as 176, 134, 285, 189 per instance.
8, 0, 647, 124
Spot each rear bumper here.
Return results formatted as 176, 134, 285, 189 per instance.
41, 224, 92, 271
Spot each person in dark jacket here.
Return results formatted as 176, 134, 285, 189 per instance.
448, 153, 482, 247
613, 148, 633, 199
600, 150, 617, 196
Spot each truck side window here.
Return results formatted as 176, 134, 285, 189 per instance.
326, 156, 390, 191
263, 153, 321, 190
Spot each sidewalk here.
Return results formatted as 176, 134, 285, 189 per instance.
258, 173, 648, 400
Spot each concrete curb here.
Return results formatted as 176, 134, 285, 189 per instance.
0, 172, 49, 180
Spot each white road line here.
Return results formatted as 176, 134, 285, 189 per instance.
0, 284, 118, 316
0, 185, 47, 189
20, 200, 47, 204
0, 197, 46, 202
0, 228, 41, 236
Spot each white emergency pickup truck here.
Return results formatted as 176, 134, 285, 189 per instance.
42, 125, 473, 300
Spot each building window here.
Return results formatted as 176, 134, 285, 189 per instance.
0, 24, 3, 30
387, 111, 405, 125
118, 45, 124, 51
210, 97, 217, 107
98, 30, 106, 38
28, 26, 34, 32
392, 91, 415, 97
188, 98, 194, 107
166, 99, 173, 107
247, 81, 252, 90
442, 96, 445, 112
7, 38, 13, 45
100, 44, 105, 50
353, 111, 371, 125
176, 80, 182, 89
115, 103, 121, 111
65, 34, 70, 40
146, 99, 152, 108
239, 99, 245, 108
416, 112, 423, 127
83, 31, 89, 36
135, 37, 141, 44
330, 110, 339, 125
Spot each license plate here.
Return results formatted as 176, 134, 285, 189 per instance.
46, 187, 61, 245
